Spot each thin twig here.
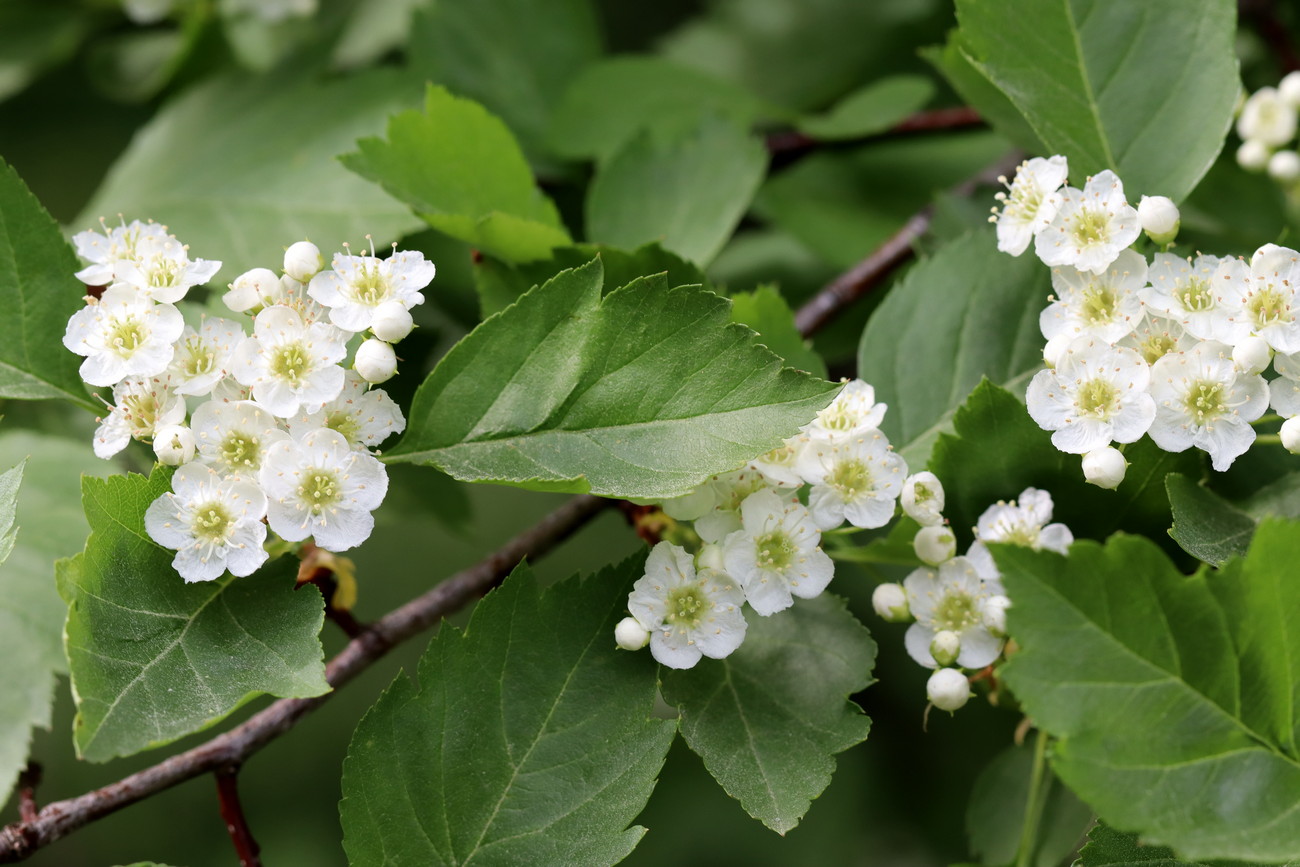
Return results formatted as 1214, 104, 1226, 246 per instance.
15, 766, 39, 826
214, 766, 261, 867
0, 494, 610, 863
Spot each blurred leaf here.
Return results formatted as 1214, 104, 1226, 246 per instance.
660, 594, 875, 835
342, 85, 571, 263
951, 0, 1238, 201
340, 559, 676, 866
1077, 822, 1280, 867
1238, 472, 1300, 520
549, 56, 782, 161
60, 467, 330, 762
586, 116, 766, 265
331, 0, 425, 70
0, 158, 94, 410
1179, 157, 1288, 253
86, 2, 214, 105
923, 37, 1046, 155
0, 2, 87, 103
729, 284, 826, 377
387, 258, 837, 499
997, 525, 1300, 862
796, 75, 934, 141
1166, 473, 1255, 566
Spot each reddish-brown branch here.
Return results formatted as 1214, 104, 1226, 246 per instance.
15, 766, 40, 826
214, 766, 261, 867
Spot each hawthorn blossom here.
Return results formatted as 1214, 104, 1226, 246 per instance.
231, 305, 347, 416
71, 218, 172, 286
1214, 245, 1300, 354
1117, 311, 1195, 366
1026, 338, 1156, 454
801, 379, 887, 442
167, 316, 244, 396
283, 370, 406, 449
903, 557, 1003, 669
966, 488, 1073, 591
1034, 170, 1141, 275
660, 467, 795, 544
191, 399, 290, 481
114, 234, 221, 303
63, 287, 184, 386
627, 542, 747, 669
92, 375, 186, 459
992, 156, 1069, 256
307, 248, 435, 333
144, 463, 268, 582
795, 432, 907, 530
1238, 86, 1297, 146
721, 489, 833, 616
1039, 249, 1146, 343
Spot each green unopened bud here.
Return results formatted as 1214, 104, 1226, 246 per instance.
930, 629, 961, 667
914, 525, 956, 566
872, 582, 911, 623
1138, 195, 1179, 245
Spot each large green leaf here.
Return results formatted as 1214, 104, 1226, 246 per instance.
385, 258, 838, 499
0, 159, 94, 409
660, 594, 874, 835
1077, 822, 1286, 867
75, 67, 424, 279
585, 116, 766, 266
342, 85, 571, 264
996, 525, 1300, 861
60, 468, 330, 762
729, 284, 827, 378
1166, 473, 1255, 566
0, 431, 112, 808
795, 75, 935, 141
950, 0, 1238, 201
339, 559, 676, 867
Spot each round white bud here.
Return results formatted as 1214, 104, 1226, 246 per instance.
1270, 149, 1300, 183
871, 582, 911, 623
283, 241, 324, 283
370, 300, 415, 343
926, 668, 971, 712
1137, 195, 1179, 245
1282, 416, 1300, 454
153, 424, 196, 466
900, 471, 945, 526
1282, 71, 1300, 107
1237, 139, 1271, 172
354, 338, 397, 383
1233, 335, 1273, 375
982, 594, 1011, 638
914, 525, 956, 566
1042, 333, 1072, 368
1082, 446, 1127, 490
614, 616, 650, 651
929, 630, 961, 667
224, 267, 279, 313
697, 543, 726, 573
1238, 87, 1297, 147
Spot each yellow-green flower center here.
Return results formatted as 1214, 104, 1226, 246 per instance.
1179, 277, 1215, 312
1080, 284, 1118, 324
1186, 380, 1226, 425
270, 343, 310, 386
1071, 207, 1110, 247
219, 432, 260, 472
147, 256, 181, 288
190, 501, 234, 544
180, 336, 216, 379
1249, 285, 1290, 328
756, 530, 796, 571
1137, 333, 1178, 365
664, 585, 710, 629
121, 391, 162, 436
298, 469, 341, 515
828, 459, 872, 498
933, 590, 980, 632
1076, 377, 1118, 419
347, 267, 390, 307
108, 316, 148, 358
325, 411, 361, 443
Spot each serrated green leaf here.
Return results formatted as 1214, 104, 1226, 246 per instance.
386, 258, 838, 499
339, 558, 676, 867
342, 85, 571, 263
61, 467, 330, 762
586, 116, 766, 266
922, 37, 1047, 156
1077, 822, 1286, 867
795, 75, 934, 141
0, 158, 95, 409
660, 594, 874, 835
76, 67, 424, 279
996, 526, 1300, 861
729, 285, 826, 378
1166, 473, 1255, 566
951, 0, 1238, 201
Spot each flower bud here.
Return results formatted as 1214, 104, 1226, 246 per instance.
614, 616, 650, 651
1042, 333, 1072, 368
1270, 149, 1300, 183
1282, 416, 1300, 454
1233, 335, 1272, 375
926, 668, 971, 712
224, 267, 279, 313
283, 241, 324, 282
354, 338, 397, 383
697, 543, 726, 573
1137, 195, 1179, 245
153, 424, 195, 466
871, 582, 911, 622
982, 594, 1011, 637
1082, 446, 1127, 490
1238, 87, 1297, 147
1282, 72, 1300, 107
913, 525, 956, 566
1237, 139, 1271, 172
901, 471, 945, 526
371, 300, 415, 343
929, 630, 961, 667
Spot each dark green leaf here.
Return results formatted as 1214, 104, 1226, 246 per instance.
1077, 822, 1284, 867
796, 75, 935, 141
387, 258, 838, 499
1166, 473, 1255, 566
729, 285, 827, 377
339, 559, 676, 867
660, 594, 874, 834
1236, 472, 1300, 521
0, 2, 86, 102
60, 468, 330, 762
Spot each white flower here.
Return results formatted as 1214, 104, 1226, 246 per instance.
63, 287, 184, 386
914, 525, 956, 566
1238, 87, 1297, 146
307, 249, 435, 333
1270, 150, 1300, 182
627, 542, 747, 669
144, 463, 269, 582
167, 316, 244, 396
224, 268, 282, 313
1233, 335, 1273, 376
1082, 446, 1127, 489
1117, 311, 1195, 366
191, 399, 291, 481
801, 379, 887, 442
966, 488, 1073, 591
283, 370, 406, 449
927, 668, 971, 711
1148, 340, 1269, 471
1281, 72, 1300, 107
1039, 249, 1146, 343
93, 375, 186, 459
1281, 416, 1300, 453
662, 467, 794, 544
1238, 139, 1271, 171
900, 471, 945, 527
231, 305, 347, 417
613, 616, 650, 651
1270, 351, 1300, 418
370, 301, 414, 343
1215, 246, 1300, 354
982, 595, 1010, 637
260, 427, 389, 551
1142, 253, 1228, 342
1137, 195, 1179, 243
722, 489, 834, 616
153, 423, 196, 466
795, 431, 907, 530
1026, 338, 1155, 454
991, 156, 1069, 256
1034, 170, 1141, 275
113, 234, 221, 304
353, 338, 397, 384
71, 218, 172, 286
283, 241, 324, 283
872, 582, 910, 622
903, 557, 1002, 669
746, 436, 807, 488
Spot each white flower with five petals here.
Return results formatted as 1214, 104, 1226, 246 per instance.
627, 542, 747, 669
992, 156, 1069, 256
307, 249, 435, 333
1026, 338, 1156, 454
283, 370, 406, 449
231, 306, 347, 417
721, 489, 834, 616
903, 557, 1003, 670
144, 463, 269, 582
1039, 249, 1146, 344
63, 287, 184, 386
795, 432, 907, 530
1034, 170, 1140, 275
92, 375, 186, 459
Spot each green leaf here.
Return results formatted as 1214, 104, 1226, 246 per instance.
922, 37, 1047, 156
1235, 471, 1300, 520
950, 0, 1238, 201
1077, 822, 1282, 867
0, 158, 95, 409
342, 85, 571, 263
75, 67, 425, 279
0, 1, 87, 103
60, 467, 330, 762
339, 558, 676, 867
795, 75, 934, 141
585, 116, 766, 266
0, 460, 20, 563
549, 56, 782, 161
387, 258, 838, 499
1166, 474, 1255, 566
729, 285, 827, 378
660, 594, 874, 835
996, 525, 1300, 862
0, 430, 112, 808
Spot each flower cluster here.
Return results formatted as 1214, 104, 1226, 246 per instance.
613, 380, 908, 669
1234, 72, 1300, 183
872, 485, 1073, 713
992, 156, 1290, 478
65, 219, 433, 583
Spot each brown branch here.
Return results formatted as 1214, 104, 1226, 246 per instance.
15, 766, 39, 827
0, 493, 610, 863
214, 766, 261, 867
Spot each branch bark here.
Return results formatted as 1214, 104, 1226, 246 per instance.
215, 766, 261, 867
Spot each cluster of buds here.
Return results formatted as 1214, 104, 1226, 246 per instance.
1235, 72, 1300, 183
